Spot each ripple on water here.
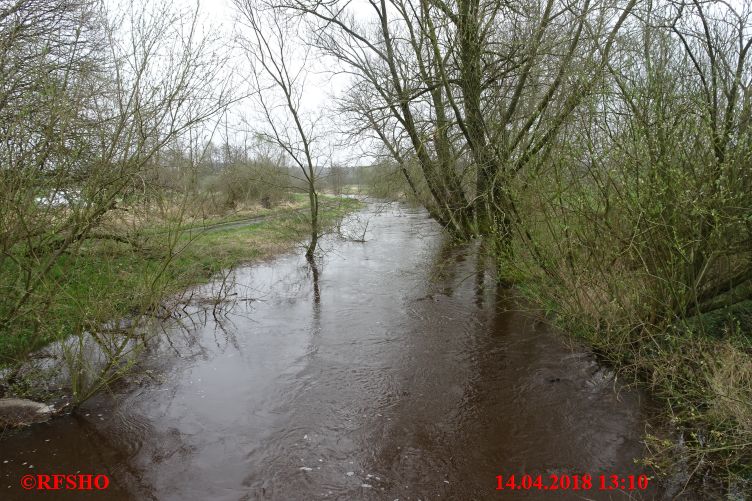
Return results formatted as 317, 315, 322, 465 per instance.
0, 203, 660, 500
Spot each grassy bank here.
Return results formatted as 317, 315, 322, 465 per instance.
0, 195, 362, 367
501, 222, 752, 495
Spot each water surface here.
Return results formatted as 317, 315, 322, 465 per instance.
0, 203, 656, 500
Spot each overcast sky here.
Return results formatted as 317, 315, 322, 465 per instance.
114, 0, 751, 167
167, 0, 363, 166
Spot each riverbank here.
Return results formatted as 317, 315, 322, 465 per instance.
0, 203, 657, 500
503, 256, 752, 496
0, 195, 362, 370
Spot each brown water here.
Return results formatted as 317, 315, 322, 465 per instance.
0, 203, 659, 500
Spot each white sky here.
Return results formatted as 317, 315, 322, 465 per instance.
111, 0, 752, 167
178, 0, 361, 165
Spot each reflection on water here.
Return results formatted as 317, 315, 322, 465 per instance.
0, 203, 659, 500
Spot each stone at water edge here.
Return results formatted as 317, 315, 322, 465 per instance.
0, 398, 53, 427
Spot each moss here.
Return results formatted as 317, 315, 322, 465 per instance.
684, 300, 752, 339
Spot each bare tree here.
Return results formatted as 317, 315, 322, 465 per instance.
235, 0, 325, 260
281, 0, 636, 246
0, 0, 230, 356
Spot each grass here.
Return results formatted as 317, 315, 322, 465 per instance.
502, 231, 752, 495
133, 192, 309, 235
0, 195, 362, 366
489, 173, 752, 494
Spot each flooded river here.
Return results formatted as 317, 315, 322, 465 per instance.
1, 203, 658, 500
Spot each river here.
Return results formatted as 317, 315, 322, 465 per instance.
0, 202, 658, 500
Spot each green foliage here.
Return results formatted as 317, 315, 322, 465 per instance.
0, 197, 361, 367
498, 2, 752, 492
